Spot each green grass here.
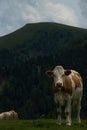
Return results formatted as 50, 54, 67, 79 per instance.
0, 119, 87, 130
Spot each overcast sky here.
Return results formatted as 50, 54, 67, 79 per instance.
0, 0, 87, 36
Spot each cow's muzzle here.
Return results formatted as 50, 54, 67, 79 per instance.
56, 82, 63, 88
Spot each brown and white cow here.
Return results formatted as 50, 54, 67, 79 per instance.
46, 65, 83, 126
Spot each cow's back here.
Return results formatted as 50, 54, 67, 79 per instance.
63, 70, 83, 97
71, 70, 83, 88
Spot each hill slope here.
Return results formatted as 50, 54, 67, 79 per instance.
0, 22, 87, 49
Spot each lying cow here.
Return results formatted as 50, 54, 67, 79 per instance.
9, 110, 18, 119
46, 65, 83, 126
0, 110, 18, 120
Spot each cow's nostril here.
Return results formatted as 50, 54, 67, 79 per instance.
56, 82, 62, 87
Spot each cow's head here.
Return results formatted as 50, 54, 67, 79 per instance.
46, 65, 71, 90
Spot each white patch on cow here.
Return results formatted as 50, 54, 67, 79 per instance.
53, 66, 65, 87
54, 91, 72, 106
54, 92, 64, 106
72, 87, 83, 100
68, 74, 76, 97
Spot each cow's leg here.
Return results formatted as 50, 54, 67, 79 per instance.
65, 97, 71, 126
76, 98, 81, 123
56, 104, 62, 125
54, 94, 62, 125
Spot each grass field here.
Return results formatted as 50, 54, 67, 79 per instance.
0, 119, 87, 130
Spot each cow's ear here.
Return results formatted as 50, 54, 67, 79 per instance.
45, 70, 53, 77
64, 70, 71, 76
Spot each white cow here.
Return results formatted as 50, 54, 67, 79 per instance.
0, 110, 18, 120
46, 65, 83, 126
0, 113, 6, 119
9, 110, 18, 119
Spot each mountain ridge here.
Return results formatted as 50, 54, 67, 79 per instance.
0, 22, 87, 49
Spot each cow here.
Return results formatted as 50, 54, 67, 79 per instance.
46, 65, 83, 126
0, 112, 6, 119
0, 110, 18, 120
9, 110, 18, 119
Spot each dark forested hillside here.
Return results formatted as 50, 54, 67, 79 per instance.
0, 22, 87, 119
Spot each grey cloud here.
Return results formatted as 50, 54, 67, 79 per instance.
0, 0, 86, 36
79, 0, 87, 18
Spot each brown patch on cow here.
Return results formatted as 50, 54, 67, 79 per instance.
52, 72, 82, 95
65, 70, 71, 76
73, 72, 83, 83
52, 76, 72, 95
65, 112, 70, 115
71, 73, 82, 89
63, 75, 72, 95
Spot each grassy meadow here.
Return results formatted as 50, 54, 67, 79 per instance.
0, 118, 87, 130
